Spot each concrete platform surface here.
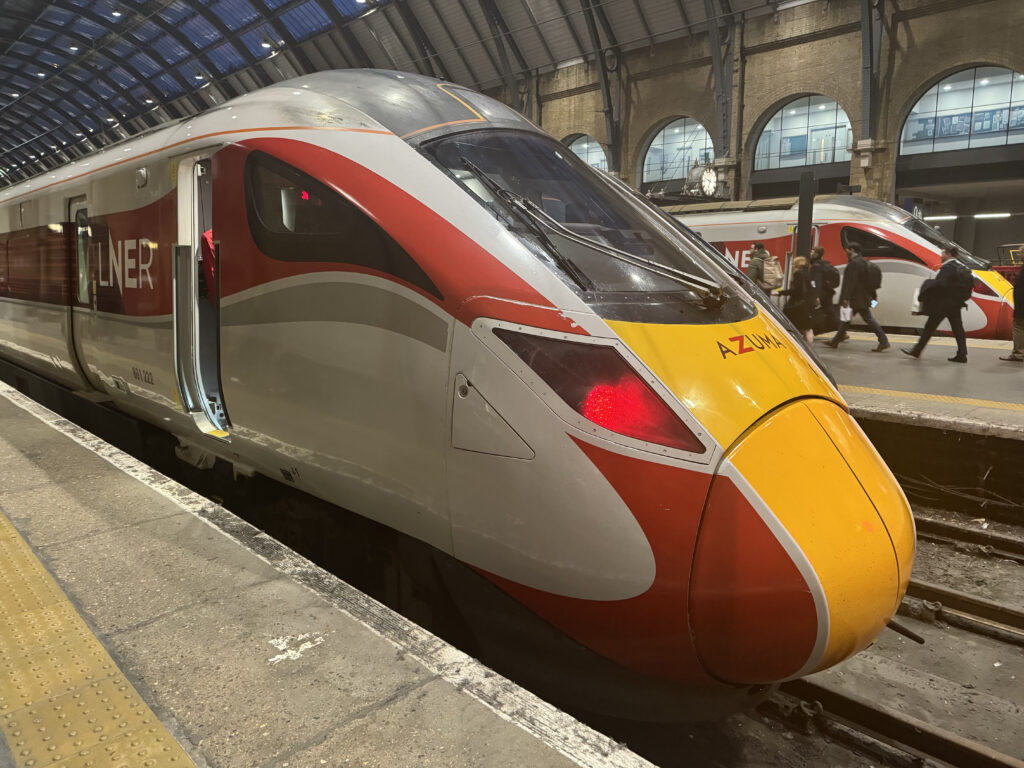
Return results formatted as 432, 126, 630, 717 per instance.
817, 332, 1024, 439
0, 382, 652, 768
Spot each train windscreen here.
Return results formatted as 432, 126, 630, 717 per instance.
902, 217, 990, 269
423, 129, 755, 324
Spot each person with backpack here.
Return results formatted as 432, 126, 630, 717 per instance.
901, 247, 971, 362
809, 245, 840, 335
827, 243, 890, 352
746, 242, 783, 295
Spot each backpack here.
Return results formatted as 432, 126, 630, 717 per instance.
762, 256, 784, 290
865, 260, 882, 291
821, 260, 840, 290
953, 261, 974, 303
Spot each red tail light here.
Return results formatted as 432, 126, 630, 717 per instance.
494, 329, 705, 453
973, 276, 998, 297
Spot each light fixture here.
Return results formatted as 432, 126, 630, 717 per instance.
106, 117, 115, 122
943, 84, 952, 91
70, 45, 78, 52
818, 104, 827, 110
11, 92, 18, 97
144, 98, 153, 104
974, 212, 1011, 219
112, 10, 122, 16
195, 70, 206, 80
789, 109, 797, 115
924, 215, 957, 222
261, 36, 273, 49
37, 72, 45, 78
980, 78, 989, 85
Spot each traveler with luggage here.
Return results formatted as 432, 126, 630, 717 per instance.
902, 247, 972, 363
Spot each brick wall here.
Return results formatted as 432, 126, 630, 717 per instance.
530, 0, 1024, 203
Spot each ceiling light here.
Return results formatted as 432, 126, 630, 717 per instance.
818, 104, 827, 110
37, 72, 45, 78
943, 85, 952, 91
974, 212, 1011, 219
980, 78, 990, 85
106, 117, 115, 122
70, 46, 78, 52
789, 109, 797, 115
144, 98, 153, 104
923, 215, 957, 221
112, 10, 122, 16
11, 93, 18, 97
195, 70, 205, 80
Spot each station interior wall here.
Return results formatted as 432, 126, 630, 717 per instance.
518, 0, 1024, 260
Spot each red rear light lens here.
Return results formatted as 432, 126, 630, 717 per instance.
494, 329, 705, 453
973, 276, 997, 297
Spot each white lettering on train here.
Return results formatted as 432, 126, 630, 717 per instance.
724, 246, 752, 270
98, 235, 155, 292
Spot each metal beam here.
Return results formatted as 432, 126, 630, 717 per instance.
395, 0, 452, 81
423, 0, 483, 86
476, 0, 522, 108
861, 0, 883, 139
580, 0, 619, 171
703, 0, 733, 156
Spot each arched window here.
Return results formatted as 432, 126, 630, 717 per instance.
566, 135, 608, 171
642, 117, 715, 184
900, 66, 1024, 155
754, 96, 852, 171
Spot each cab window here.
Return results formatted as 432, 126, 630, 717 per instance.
840, 226, 925, 264
244, 151, 440, 299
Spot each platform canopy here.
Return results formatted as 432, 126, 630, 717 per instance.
0, 0, 774, 187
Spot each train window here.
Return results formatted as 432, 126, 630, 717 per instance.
840, 226, 925, 265
244, 151, 441, 299
75, 209, 90, 304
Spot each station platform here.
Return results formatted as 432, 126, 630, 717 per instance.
817, 332, 1024, 440
0, 382, 651, 768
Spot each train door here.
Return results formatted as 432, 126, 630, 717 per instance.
173, 153, 229, 439
66, 196, 94, 386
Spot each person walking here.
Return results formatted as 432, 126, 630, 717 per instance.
808, 245, 841, 336
827, 243, 889, 352
746, 242, 783, 295
999, 264, 1023, 362
780, 255, 816, 343
901, 247, 971, 362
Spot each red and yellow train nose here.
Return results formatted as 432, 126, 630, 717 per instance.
689, 398, 915, 684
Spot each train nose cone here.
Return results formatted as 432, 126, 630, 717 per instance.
689, 398, 914, 685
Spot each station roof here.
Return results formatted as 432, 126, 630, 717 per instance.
0, 0, 772, 188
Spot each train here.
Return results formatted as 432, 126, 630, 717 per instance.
0, 69, 914, 719
668, 196, 1015, 339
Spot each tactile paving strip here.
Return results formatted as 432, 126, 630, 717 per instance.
0, 510, 196, 768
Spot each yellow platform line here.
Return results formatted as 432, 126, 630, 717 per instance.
0, 510, 196, 768
840, 384, 1024, 413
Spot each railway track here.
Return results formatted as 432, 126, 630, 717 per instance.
767, 681, 1024, 768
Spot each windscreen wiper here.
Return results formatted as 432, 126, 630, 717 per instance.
515, 197, 724, 299
459, 159, 594, 292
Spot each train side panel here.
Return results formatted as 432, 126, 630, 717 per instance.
0, 196, 86, 390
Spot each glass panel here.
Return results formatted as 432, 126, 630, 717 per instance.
76, 208, 90, 304
567, 135, 608, 172
755, 96, 849, 169
641, 118, 714, 183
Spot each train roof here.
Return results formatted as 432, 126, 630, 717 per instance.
664, 195, 914, 224
276, 70, 541, 145
0, 70, 540, 205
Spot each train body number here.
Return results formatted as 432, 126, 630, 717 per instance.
131, 366, 155, 385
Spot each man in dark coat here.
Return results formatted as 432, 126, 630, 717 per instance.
902, 247, 970, 362
808, 245, 840, 334
827, 244, 889, 352
999, 265, 1023, 362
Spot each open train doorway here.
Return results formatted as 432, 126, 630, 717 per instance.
173, 153, 228, 439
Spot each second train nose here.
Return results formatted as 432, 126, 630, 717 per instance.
689, 398, 915, 685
